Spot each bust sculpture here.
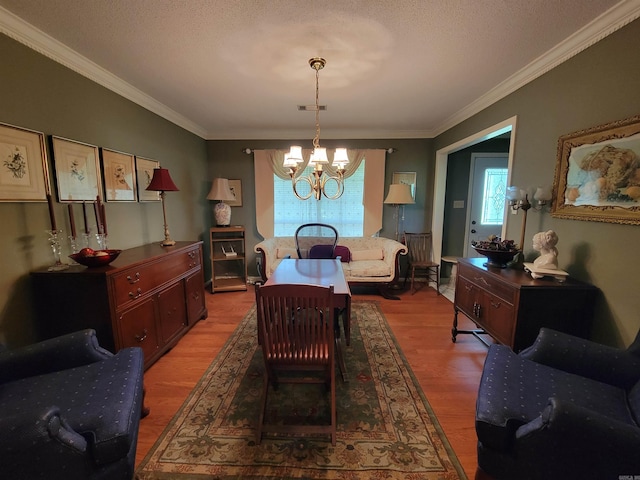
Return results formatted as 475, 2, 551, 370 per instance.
532, 230, 559, 270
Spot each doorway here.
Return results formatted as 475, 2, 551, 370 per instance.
431, 116, 518, 263
464, 153, 509, 257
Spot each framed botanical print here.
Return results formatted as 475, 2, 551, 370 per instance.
135, 157, 160, 202
101, 148, 137, 202
52, 136, 102, 202
0, 122, 50, 201
228, 179, 243, 207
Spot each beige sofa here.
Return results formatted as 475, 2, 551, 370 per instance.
254, 236, 408, 298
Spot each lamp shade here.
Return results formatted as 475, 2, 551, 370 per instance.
206, 178, 235, 201
146, 168, 179, 192
384, 183, 415, 205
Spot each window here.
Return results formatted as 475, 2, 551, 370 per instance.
274, 161, 365, 236
481, 168, 508, 225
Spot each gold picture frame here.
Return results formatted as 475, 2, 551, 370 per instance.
0, 122, 50, 202
228, 179, 242, 207
551, 114, 640, 225
101, 148, 137, 202
52, 136, 102, 202
135, 157, 160, 202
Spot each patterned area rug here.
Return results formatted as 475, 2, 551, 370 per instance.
136, 301, 467, 479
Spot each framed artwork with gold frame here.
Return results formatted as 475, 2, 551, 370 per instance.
52, 136, 102, 202
551, 114, 640, 225
101, 148, 137, 202
0, 122, 50, 202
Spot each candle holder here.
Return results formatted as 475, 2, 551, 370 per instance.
95, 233, 108, 250
68, 235, 80, 264
46, 229, 69, 271
81, 229, 92, 249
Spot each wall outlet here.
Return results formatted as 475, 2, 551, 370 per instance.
453, 200, 465, 209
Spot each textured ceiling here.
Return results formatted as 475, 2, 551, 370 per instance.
0, 0, 637, 140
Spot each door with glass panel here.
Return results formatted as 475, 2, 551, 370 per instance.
464, 153, 508, 258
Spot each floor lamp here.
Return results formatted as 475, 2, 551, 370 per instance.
384, 183, 415, 241
146, 168, 179, 246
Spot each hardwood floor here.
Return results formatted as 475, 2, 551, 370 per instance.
135, 282, 489, 478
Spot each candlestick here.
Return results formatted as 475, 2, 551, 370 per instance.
82, 201, 89, 234
46, 229, 69, 271
93, 201, 103, 234
101, 203, 108, 235
68, 203, 77, 238
46, 194, 57, 231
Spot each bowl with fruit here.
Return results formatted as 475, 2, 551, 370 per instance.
70, 248, 122, 267
471, 237, 519, 268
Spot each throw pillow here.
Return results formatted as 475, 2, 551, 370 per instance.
334, 245, 351, 263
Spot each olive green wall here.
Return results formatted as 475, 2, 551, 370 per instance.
2, 16, 639, 349
205, 138, 433, 277
0, 34, 209, 347
434, 19, 640, 347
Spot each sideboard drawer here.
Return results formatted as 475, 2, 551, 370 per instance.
111, 249, 200, 307
459, 264, 515, 305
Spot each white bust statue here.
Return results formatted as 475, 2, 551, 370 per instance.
532, 230, 559, 270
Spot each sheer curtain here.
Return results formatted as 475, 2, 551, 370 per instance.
254, 149, 386, 238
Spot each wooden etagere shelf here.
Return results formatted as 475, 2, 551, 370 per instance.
210, 226, 247, 292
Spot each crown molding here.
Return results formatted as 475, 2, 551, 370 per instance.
433, 0, 640, 137
2, 2, 638, 141
0, 6, 208, 139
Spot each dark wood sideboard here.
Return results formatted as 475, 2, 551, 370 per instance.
452, 257, 598, 352
31, 241, 208, 369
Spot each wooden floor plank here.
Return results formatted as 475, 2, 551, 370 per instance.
135, 284, 486, 478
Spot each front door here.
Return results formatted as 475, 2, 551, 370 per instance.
464, 153, 508, 257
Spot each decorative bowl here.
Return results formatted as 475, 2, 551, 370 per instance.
472, 246, 519, 268
70, 249, 122, 267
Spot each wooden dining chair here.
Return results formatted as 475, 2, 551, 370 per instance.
254, 283, 336, 445
404, 232, 440, 295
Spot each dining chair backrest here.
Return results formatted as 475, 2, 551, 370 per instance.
294, 223, 338, 259
255, 283, 335, 368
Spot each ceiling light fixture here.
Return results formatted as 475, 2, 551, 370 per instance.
285, 57, 349, 200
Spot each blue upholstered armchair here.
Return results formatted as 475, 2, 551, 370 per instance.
475, 327, 640, 480
0, 329, 144, 480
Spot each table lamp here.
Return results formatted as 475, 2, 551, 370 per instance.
146, 168, 179, 246
384, 183, 415, 241
207, 178, 235, 226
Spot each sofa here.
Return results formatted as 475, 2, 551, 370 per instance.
254, 236, 408, 298
475, 327, 640, 480
0, 329, 145, 480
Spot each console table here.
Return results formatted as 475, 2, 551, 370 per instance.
452, 257, 597, 352
31, 241, 208, 369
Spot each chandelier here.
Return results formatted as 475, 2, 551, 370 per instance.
285, 57, 349, 200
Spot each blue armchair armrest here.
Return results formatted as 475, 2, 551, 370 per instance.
0, 407, 92, 478
0, 329, 112, 384
519, 328, 640, 389
515, 397, 640, 479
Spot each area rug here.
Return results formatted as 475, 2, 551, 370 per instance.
136, 301, 467, 479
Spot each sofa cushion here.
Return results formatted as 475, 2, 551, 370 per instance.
348, 259, 391, 278
351, 248, 384, 261
0, 347, 143, 466
476, 344, 633, 452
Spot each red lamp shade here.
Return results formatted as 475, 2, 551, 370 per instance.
146, 168, 179, 192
